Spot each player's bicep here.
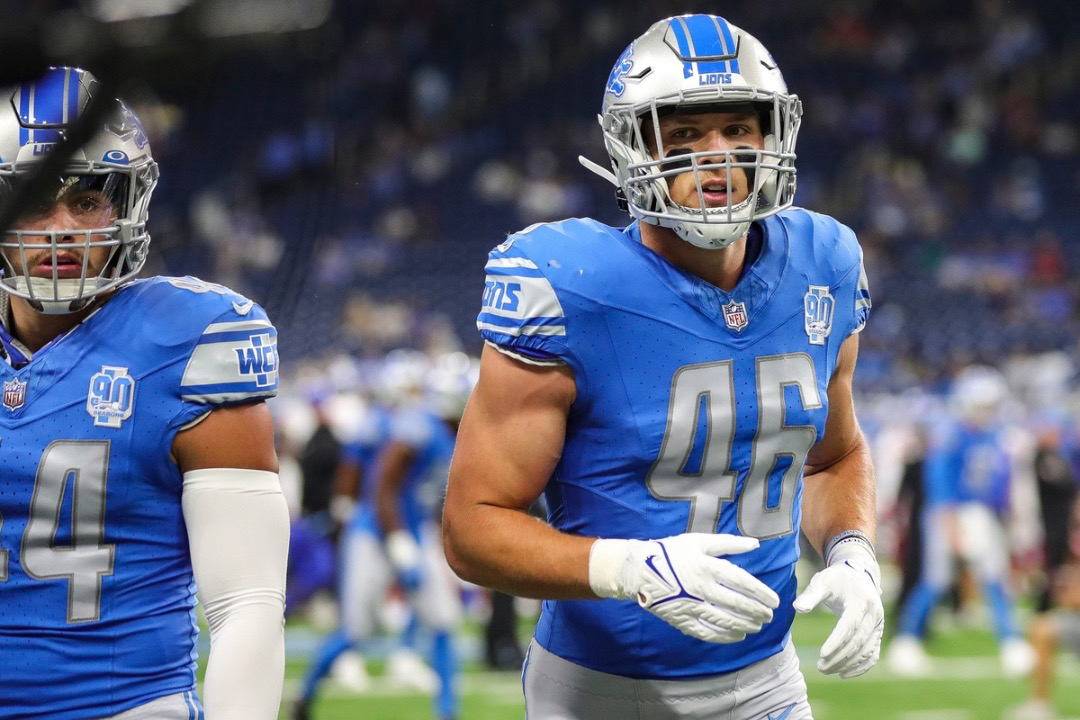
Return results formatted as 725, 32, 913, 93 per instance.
172, 401, 278, 473
446, 343, 574, 515
805, 334, 863, 475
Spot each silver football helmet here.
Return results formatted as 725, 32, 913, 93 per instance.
580, 15, 802, 249
0, 67, 159, 313
951, 365, 1010, 427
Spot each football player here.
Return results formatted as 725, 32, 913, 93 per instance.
307, 353, 471, 720
890, 365, 1035, 678
443, 14, 881, 719
292, 362, 438, 720
0, 67, 288, 719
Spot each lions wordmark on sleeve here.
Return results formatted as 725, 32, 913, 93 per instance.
476, 257, 567, 339
180, 318, 279, 403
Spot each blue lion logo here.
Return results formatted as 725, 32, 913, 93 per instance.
606, 43, 635, 98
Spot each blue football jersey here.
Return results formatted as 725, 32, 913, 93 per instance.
0, 276, 279, 718
477, 211, 870, 678
388, 406, 456, 537
925, 421, 1011, 515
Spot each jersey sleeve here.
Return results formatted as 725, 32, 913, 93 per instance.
850, 259, 871, 336
340, 442, 366, 465
475, 233, 572, 364
830, 220, 872, 342
177, 297, 279, 405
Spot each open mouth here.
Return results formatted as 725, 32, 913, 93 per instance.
33, 254, 85, 279
699, 179, 732, 206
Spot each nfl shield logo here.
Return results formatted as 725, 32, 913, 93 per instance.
722, 300, 748, 332
3, 377, 26, 411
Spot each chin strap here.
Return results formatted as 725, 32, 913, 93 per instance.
578, 155, 618, 186
579, 155, 630, 211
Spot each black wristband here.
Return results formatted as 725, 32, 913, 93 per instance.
823, 529, 876, 566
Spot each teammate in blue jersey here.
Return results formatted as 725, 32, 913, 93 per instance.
890, 366, 1035, 678
0, 67, 289, 719
292, 375, 440, 720
374, 354, 475, 720
443, 14, 882, 719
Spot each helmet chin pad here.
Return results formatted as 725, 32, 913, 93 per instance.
656, 215, 751, 249
5, 276, 110, 314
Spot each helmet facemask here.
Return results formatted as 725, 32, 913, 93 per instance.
0, 167, 156, 314
603, 87, 801, 249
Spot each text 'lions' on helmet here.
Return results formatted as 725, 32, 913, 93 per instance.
0, 66, 159, 313
580, 14, 802, 250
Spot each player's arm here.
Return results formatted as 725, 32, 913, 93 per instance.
1055, 564, 1080, 609
335, 457, 362, 498
375, 440, 416, 536
794, 333, 884, 679
801, 333, 875, 554
442, 343, 590, 599
330, 454, 362, 530
375, 438, 429, 587
173, 402, 289, 720
443, 345, 778, 644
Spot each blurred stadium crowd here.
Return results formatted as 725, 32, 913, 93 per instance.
107, 0, 1080, 716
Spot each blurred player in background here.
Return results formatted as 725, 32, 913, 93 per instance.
292, 351, 439, 718
0, 67, 288, 718
300, 351, 473, 720
444, 13, 881, 719
1005, 390, 1080, 720
889, 365, 1035, 678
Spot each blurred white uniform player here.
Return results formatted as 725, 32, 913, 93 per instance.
335, 353, 438, 690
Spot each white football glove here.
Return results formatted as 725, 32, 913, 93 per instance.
793, 539, 884, 679
589, 533, 779, 644
385, 529, 424, 591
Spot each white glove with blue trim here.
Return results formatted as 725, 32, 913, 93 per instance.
793, 539, 884, 678
589, 533, 779, 644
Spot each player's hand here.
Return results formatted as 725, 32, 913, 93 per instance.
589, 533, 779, 644
793, 541, 883, 679
386, 529, 424, 592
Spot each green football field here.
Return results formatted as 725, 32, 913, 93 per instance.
274, 607, 1080, 720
